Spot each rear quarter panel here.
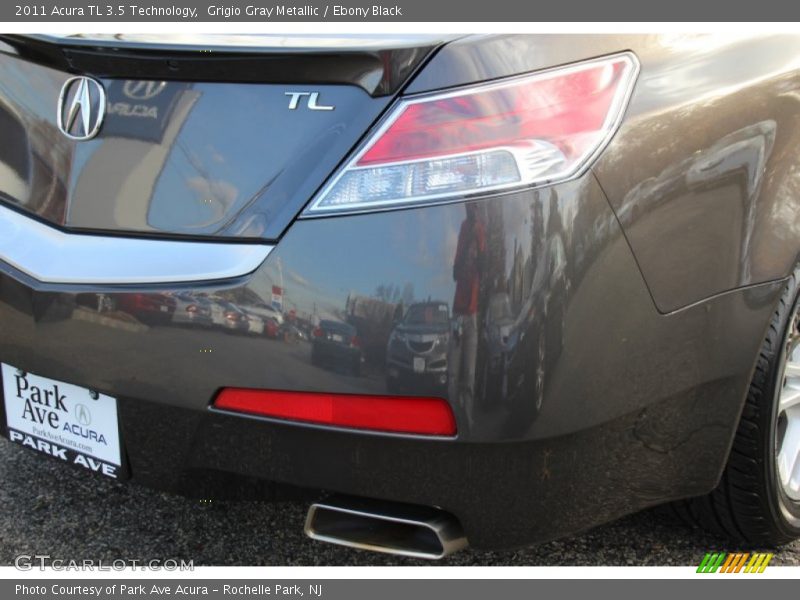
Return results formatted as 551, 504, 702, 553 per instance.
594, 34, 800, 312
412, 33, 800, 312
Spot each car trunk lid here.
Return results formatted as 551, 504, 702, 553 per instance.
0, 34, 450, 241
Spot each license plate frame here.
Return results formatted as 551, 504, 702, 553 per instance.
2, 363, 123, 479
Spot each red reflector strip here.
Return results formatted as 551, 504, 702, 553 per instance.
213, 389, 457, 436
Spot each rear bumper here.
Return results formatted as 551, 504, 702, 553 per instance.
0, 173, 785, 549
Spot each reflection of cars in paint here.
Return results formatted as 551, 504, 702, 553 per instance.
172, 292, 213, 328
219, 302, 249, 333
263, 317, 281, 339
264, 318, 281, 339
481, 293, 518, 399
4, 34, 800, 560
201, 297, 227, 328
116, 293, 175, 326
247, 302, 284, 326
242, 310, 265, 335
386, 302, 450, 394
311, 320, 363, 376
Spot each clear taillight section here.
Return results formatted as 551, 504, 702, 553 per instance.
305, 53, 638, 215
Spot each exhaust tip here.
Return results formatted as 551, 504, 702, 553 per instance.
304, 496, 467, 560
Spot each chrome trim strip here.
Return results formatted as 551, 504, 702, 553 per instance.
0, 204, 272, 285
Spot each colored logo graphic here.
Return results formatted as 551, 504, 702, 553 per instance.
697, 552, 774, 573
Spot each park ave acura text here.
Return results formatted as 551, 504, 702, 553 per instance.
1, 33, 800, 559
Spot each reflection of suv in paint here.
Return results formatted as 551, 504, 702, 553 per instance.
481, 293, 518, 399
386, 302, 450, 394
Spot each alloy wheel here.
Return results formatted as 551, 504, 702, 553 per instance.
777, 307, 800, 500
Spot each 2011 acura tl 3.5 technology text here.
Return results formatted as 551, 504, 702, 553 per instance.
1, 33, 800, 559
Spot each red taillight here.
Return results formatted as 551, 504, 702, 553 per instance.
351, 335, 361, 347
306, 53, 638, 215
213, 389, 456, 436
359, 61, 625, 166
357, 62, 623, 167
313, 327, 324, 338
186, 304, 198, 313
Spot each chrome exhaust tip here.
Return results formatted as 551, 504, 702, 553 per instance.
304, 496, 468, 560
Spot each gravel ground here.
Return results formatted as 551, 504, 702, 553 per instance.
1, 437, 799, 567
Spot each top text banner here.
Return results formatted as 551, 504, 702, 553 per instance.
4, 0, 800, 21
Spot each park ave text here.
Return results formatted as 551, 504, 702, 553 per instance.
17, 4, 404, 18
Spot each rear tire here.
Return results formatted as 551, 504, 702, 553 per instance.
673, 268, 800, 544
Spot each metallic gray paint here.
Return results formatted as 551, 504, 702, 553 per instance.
0, 170, 786, 547
0, 33, 799, 549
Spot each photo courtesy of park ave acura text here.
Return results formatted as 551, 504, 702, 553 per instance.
1, 31, 800, 567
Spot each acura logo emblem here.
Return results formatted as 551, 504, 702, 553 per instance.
74, 403, 92, 427
57, 76, 106, 140
122, 80, 167, 100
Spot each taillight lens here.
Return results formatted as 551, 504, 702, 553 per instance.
186, 304, 198, 313
214, 389, 456, 436
305, 53, 638, 215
